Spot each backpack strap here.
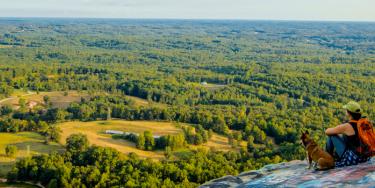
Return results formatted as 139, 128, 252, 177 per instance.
349, 120, 359, 136
348, 120, 361, 152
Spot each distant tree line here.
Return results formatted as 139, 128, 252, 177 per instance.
113, 125, 211, 151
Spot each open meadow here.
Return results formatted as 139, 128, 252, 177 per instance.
2, 17, 374, 187
0, 132, 63, 177
58, 120, 238, 159
58, 120, 183, 159
0, 90, 163, 110
0, 91, 88, 109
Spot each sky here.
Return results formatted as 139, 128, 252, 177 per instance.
0, 0, 374, 21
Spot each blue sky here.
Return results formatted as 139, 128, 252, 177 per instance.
0, 0, 374, 21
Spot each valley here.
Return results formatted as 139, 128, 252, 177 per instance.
0, 19, 374, 187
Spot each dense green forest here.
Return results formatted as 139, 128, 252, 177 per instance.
0, 18, 375, 187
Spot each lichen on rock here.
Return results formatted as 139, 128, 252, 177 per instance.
201, 158, 375, 188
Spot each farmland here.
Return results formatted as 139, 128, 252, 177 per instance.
0, 132, 63, 177
58, 120, 182, 159
58, 120, 236, 159
0, 18, 374, 187
0, 90, 162, 109
0, 91, 88, 109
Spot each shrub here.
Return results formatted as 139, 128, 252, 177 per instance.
5, 145, 17, 158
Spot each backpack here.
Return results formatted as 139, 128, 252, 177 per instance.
350, 118, 375, 157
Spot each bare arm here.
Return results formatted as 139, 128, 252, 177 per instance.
325, 123, 348, 136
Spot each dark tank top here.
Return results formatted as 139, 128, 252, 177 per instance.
347, 122, 361, 150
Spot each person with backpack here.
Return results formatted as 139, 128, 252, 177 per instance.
325, 101, 375, 167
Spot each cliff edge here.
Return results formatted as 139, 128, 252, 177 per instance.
201, 158, 375, 188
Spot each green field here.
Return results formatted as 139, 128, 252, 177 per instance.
0, 90, 163, 110
0, 91, 88, 109
201, 83, 226, 90
58, 120, 237, 159
0, 132, 64, 177
58, 120, 184, 159
125, 95, 167, 108
0, 45, 14, 49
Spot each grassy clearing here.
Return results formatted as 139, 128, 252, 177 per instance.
125, 95, 167, 108
58, 120, 183, 137
204, 134, 238, 150
126, 96, 150, 107
58, 120, 239, 160
11, 89, 30, 97
190, 133, 246, 152
190, 82, 226, 90
202, 83, 226, 90
58, 120, 184, 159
0, 132, 64, 177
0, 90, 165, 110
26, 91, 88, 109
0, 91, 88, 109
0, 45, 13, 49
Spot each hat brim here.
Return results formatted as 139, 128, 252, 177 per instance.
343, 106, 362, 113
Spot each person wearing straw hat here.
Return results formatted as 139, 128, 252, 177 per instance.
325, 101, 371, 167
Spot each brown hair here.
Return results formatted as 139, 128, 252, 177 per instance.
347, 110, 362, 120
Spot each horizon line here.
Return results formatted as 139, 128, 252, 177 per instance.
1, 16, 374, 23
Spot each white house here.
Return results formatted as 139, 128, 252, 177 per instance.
123, 132, 139, 136
27, 101, 38, 109
105, 130, 124, 135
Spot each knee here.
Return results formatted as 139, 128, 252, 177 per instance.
325, 136, 336, 148
327, 135, 339, 141
326, 135, 334, 143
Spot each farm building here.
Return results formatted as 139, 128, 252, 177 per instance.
27, 101, 38, 108
124, 132, 139, 136
105, 130, 159, 138
105, 130, 124, 135
105, 130, 141, 136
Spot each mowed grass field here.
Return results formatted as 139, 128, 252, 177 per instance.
126, 96, 150, 107
0, 90, 164, 110
31, 91, 88, 109
0, 90, 88, 109
58, 120, 237, 159
125, 95, 167, 108
0, 132, 64, 177
58, 120, 184, 159
0, 45, 14, 48
202, 134, 246, 151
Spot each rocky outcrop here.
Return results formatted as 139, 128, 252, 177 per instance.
201, 158, 375, 188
